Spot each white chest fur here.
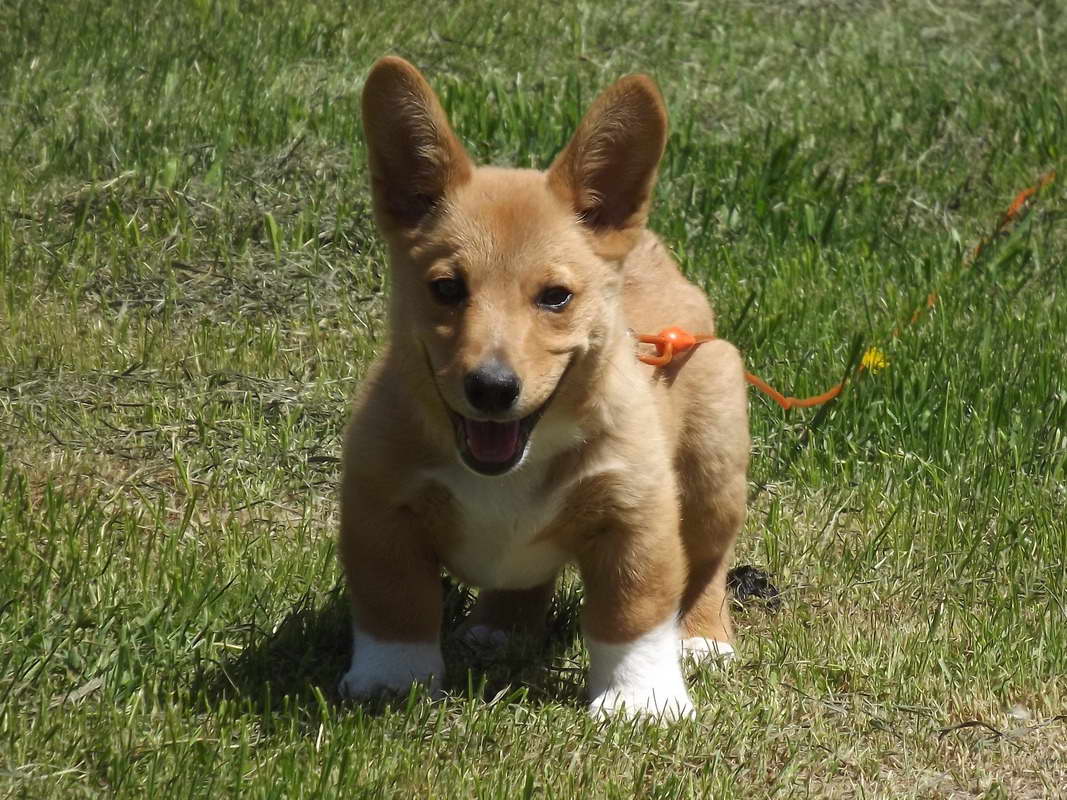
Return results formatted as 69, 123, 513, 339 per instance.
427, 461, 568, 590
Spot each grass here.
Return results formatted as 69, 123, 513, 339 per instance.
1, 0, 1065, 796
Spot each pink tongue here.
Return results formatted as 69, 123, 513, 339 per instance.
463, 419, 521, 463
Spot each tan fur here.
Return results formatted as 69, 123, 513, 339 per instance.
341, 57, 749, 664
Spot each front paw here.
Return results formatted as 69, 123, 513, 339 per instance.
338, 630, 444, 699
588, 685, 694, 721
586, 619, 695, 722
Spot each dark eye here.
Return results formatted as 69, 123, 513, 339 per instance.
537, 286, 573, 311
430, 277, 467, 306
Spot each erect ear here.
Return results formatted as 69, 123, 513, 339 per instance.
361, 56, 473, 229
547, 75, 668, 258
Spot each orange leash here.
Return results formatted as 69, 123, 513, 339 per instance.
636, 326, 852, 411
636, 326, 715, 367
901, 169, 1057, 332
636, 169, 1056, 411
982, 169, 1056, 257
742, 370, 846, 411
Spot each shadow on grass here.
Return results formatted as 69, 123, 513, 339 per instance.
193, 577, 584, 719
193, 566, 778, 720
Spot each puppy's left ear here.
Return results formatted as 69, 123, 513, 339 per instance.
547, 75, 668, 259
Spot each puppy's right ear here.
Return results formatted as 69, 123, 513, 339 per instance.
547, 75, 667, 260
361, 57, 473, 229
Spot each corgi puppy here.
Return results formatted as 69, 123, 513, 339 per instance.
338, 56, 749, 720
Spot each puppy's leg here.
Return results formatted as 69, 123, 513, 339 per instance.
677, 473, 744, 663
458, 578, 557, 650
579, 492, 692, 721
673, 340, 750, 662
337, 497, 445, 699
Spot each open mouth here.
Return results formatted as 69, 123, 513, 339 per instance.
452, 410, 544, 476
427, 349, 576, 477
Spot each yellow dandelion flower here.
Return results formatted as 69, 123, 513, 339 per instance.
861, 347, 888, 374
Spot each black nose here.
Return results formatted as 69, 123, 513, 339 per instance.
464, 360, 521, 415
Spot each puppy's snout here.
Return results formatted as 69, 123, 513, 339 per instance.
464, 359, 521, 415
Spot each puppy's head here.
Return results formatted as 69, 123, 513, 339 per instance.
362, 57, 667, 476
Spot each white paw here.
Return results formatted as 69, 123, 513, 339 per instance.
588, 685, 695, 721
681, 637, 736, 664
586, 619, 695, 723
460, 624, 510, 650
338, 627, 444, 699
